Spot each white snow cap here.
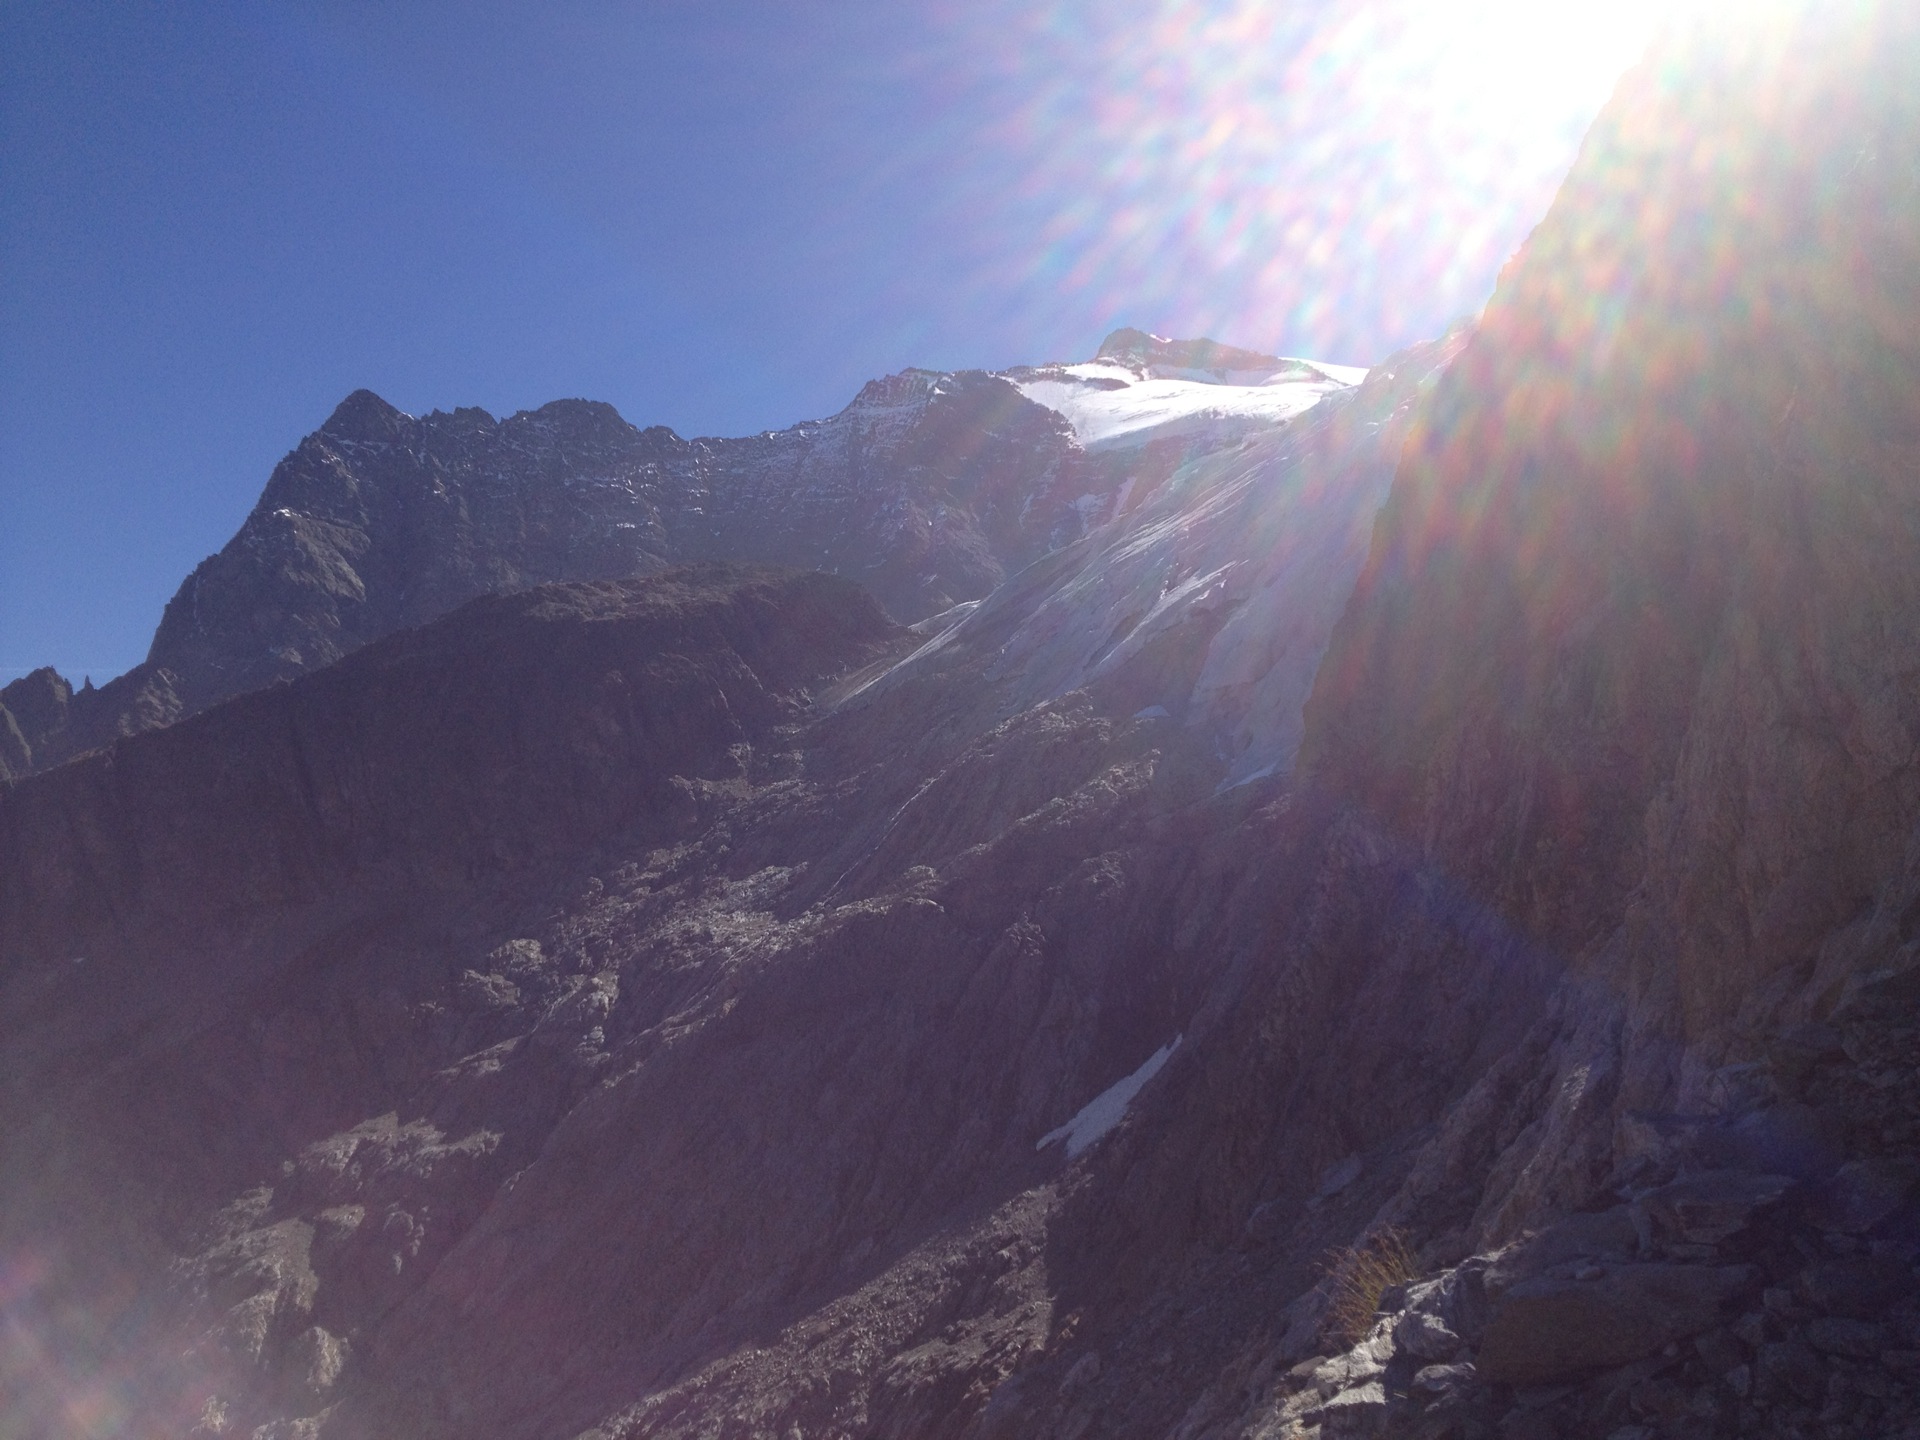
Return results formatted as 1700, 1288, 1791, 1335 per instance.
1006, 329, 1366, 454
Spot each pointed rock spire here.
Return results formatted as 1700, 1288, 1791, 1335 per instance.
320, 388, 408, 442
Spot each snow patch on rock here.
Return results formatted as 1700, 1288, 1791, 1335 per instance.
1038, 1037, 1182, 1158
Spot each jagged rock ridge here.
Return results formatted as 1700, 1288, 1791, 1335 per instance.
3, 4, 1919, 1439
1, 334, 1358, 777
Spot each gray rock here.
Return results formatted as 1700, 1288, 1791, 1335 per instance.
1701, 1106, 1841, 1181
1315, 1153, 1364, 1199
456, 970, 521, 1012
971, 1376, 1026, 1440
1400, 1266, 1492, 1349
1410, 1362, 1475, 1399
1625, 1375, 1695, 1421
1629, 1170, 1795, 1250
1393, 1308, 1465, 1363
1306, 1381, 1387, 1438
1808, 1158, 1918, 1235
1804, 1317, 1889, 1357
1311, 1348, 1386, 1395
1765, 1024, 1845, 1083
1477, 1264, 1759, 1386
1486, 1208, 1640, 1287
1060, 1351, 1102, 1393
1693, 1326, 1746, 1375
1321, 1381, 1386, 1408
1753, 1340, 1824, 1403
1244, 1200, 1287, 1245
1797, 1255, 1910, 1317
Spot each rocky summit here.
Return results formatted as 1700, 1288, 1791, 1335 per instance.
3, 5, 1920, 1439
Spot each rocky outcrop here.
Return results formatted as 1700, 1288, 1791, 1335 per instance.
1094, 327, 1307, 377
851, 332, 1460, 789
1227, 3, 1920, 1434
4, 4, 1920, 1439
1254, 1153, 1918, 1438
0, 663, 184, 777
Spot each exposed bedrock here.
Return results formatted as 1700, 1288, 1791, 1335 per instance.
3, 4, 1920, 1439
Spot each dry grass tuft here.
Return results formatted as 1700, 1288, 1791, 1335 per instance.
1321, 1228, 1419, 1345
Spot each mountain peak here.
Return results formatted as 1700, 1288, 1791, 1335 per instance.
320, 388, 409, 442
1094, 327, 1285, 373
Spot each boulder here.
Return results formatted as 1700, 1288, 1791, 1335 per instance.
1692, 1327, 1746, 1377
1477, 1264, 1759, 1386
1483, 1208, 1640, 1292
1393, 1309, 1465, 1364
1398, 1264, 1495, 1349
1752, 1340, 1825, 1404
1628, 1171, 1795, 1251
1796, 1255, 1911, 1318
1807, 1158, 1919, 1236
1698, 1106, 1842, 1181
1804, 1317, 1890, 1358
1305, 1381, 1388, 1438
1409, 1362, 1475, 1400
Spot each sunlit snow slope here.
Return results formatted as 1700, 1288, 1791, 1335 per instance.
1010, 349, 1364, 454
847, 331, 1458, 790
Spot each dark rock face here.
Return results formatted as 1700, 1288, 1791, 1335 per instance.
1241, 6, 1920, 1437
1302, 3, 1920, 1047
5, 4, 1920, 1439
0, 566, 902, 965
0, 566, 912, 1434
1476, 1263, 1760, 1386
1093, 326, 1293, 375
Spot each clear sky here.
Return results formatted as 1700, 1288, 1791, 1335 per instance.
0, 0, 1660, 686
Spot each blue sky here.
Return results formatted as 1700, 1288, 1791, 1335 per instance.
0, 0, 1651, 685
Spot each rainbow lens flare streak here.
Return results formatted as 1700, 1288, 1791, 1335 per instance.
907, 0, 1695, 362
2, 1245, 167, 1437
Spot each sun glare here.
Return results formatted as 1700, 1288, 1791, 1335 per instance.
1346, 0, 1666, 121
938, 0, 1687, 360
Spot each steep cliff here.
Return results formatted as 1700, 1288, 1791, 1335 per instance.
1251, 5, 1920, 1433
3, 5, 1919, 1439
1303, 0, 1920, 1148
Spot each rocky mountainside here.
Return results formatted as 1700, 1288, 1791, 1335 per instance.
0, 330, 1449, 1437
3, 4, 1920, 1440
0, 332, 1355, 779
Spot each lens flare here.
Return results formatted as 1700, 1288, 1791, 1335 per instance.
917, 0, 1808, 363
